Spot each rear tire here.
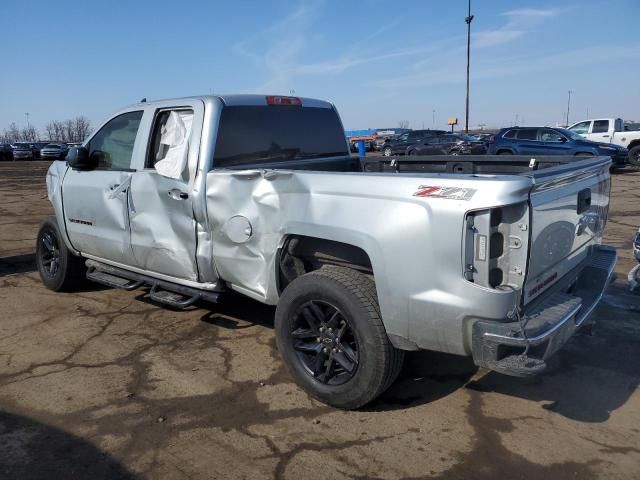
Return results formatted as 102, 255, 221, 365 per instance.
275, 266, 404, 409
497, 150, 512, 155
36, 217, 86, 292
383, 146, 392, 157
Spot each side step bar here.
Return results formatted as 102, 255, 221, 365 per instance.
86, 260, 221, 308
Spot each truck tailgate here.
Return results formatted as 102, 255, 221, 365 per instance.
524, 157, 611, 304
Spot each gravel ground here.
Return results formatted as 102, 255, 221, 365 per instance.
1, 161, 639, 480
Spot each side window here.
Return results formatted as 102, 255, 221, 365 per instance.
516, 129, 538, 140
569, 121, 590, 135
146, 109, 194, 178
592, 120, 609, 133
503, 130, 516, 139
540, 129, 565, 142
407, 132, 418, 141
88, 111, 143, 170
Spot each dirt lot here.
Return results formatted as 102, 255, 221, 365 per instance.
1, 161, 639, 480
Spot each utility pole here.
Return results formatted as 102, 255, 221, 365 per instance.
464, 0, 474, 133
432, 109, 435, 127
24, 112, 30, 129
566, 90, 572, 126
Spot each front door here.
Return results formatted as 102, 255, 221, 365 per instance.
587, 119, 611, 143
129, 103, 203, 281
63, 110, 144, 265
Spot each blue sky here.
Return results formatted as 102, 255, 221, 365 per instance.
1, 0, 638, 132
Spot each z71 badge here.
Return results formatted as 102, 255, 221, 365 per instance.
413, 185, 476, 200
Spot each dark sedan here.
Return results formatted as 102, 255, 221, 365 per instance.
381, 129, 447, 156
407, 133, 488, 156
40, 143, 69, 160
0, 143, 13, 161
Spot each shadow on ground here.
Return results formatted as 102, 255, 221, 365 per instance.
196, 285, 640, 421
0, 411, 136, 480
0, 254, 36, 277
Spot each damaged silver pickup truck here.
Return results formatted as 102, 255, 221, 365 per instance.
39, 94, 616, 409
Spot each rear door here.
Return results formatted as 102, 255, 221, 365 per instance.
524, 158, 610, 304
586, 119, 612, 143
515, 128, 541, 154
63, 110, 144, 265
128, 101, 204, 281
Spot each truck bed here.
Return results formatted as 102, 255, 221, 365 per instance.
359, 154, 597, 176
224, 154, 610, 177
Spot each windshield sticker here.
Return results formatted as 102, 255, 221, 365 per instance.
413, 185, 476, 200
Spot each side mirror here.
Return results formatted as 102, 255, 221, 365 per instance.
66, 147, 96, 170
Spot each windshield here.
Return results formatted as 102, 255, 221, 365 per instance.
557, 128, 585, 141
213, 105, 348, 168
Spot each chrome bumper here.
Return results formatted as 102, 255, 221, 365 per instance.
472, 245, 617, 376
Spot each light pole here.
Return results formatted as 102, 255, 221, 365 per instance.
24, 112, 30, 129
432, 109, 435, 127
566, 90, 572, 126
464, 0, 474, 133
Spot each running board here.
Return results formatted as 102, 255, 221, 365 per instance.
85, 260, 221, 308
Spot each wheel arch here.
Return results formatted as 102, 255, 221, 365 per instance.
276, 234, 374, 295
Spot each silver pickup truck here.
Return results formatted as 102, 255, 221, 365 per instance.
39, 94, 616, 409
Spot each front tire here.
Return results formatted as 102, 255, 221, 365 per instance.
628, 145, 640, 166
36, 217, 85, 291
275, 266, 404, 409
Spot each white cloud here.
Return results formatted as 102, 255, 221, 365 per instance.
502, 8, 558, 18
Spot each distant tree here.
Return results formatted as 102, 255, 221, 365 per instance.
6, 123, 21, 143
73, 116, 91, 141
20, 125, 38, 142
398, 120, 410, 129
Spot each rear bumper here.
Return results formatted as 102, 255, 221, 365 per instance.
471, 245, 616, 376
12, 151, 32, 159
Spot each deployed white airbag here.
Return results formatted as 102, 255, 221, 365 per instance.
154, 110, 193, 179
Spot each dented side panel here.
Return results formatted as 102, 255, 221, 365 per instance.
206, 169, 532, 354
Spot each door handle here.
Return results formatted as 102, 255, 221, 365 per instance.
168, 188, 189, 200
602, 135, 609, 138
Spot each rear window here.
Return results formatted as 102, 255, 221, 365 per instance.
516, 129, 538, 140
213, 105, 348, 168
592, 120, 609, 133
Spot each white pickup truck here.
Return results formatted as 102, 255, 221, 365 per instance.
39, 94, 616, 408
568, 118, 640, 165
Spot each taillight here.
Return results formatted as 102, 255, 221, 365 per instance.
266, 95, 302, 106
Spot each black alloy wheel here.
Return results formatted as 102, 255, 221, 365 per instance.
291, 300, 359, 385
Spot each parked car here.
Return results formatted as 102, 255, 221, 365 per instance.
11, 142, 34, 160
567, 118, 640, 165
31, 141, 50, 159
381, 129, 446, 156
40, 143, 69, 160
0, 143, 13, 161
39, 94, 616, 409
349, 139, 374, 152
407, 133, 488, 156
487, 127, 628, 167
